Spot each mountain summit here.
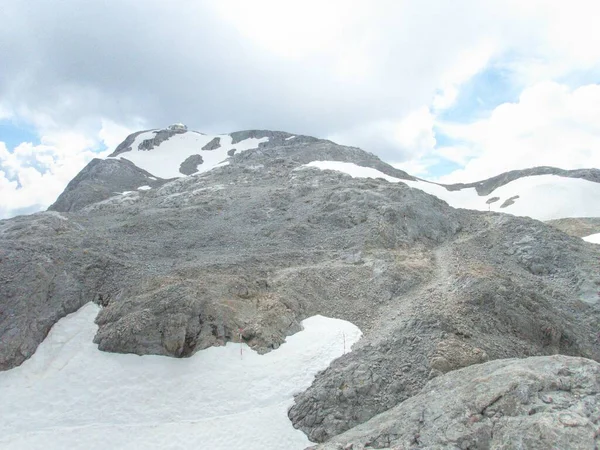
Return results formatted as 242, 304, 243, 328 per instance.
51, 124, 600, 221
1, 125, 600, 448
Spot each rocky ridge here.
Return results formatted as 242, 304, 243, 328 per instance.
440, 166, 600, 196
547, 217, 600, 238
1, 126, 600, 448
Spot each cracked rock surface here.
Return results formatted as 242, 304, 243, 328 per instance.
314, 355, 600, 450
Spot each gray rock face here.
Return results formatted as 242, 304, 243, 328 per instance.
229, 129, 299, 145
500, 195, 519, 208
109, 130, 152, 157
109, 126, 191, 157
547, 217, 600, 237
137, 128, 188, 151
48, 158, 166, 212
179, 154, 204, 175
201, 137, 221, 150
2, 128, 600, 449
442, 166, 600, 196
0, 211, 128, 370
289, 212, 600, 441
315, 355, 600, 450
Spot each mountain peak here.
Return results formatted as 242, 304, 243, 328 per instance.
48, 125, 600, 221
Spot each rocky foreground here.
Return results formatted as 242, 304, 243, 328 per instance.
1, 128, 600, 448
313, 355, 600, 449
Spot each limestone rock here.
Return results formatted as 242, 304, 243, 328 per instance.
315, 355, 600, 450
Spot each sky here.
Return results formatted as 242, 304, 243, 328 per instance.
1, 0, 600, 218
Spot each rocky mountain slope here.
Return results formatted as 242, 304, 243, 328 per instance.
2, 125, 600, 448
305, 161, 600, 221
547, 217, 600, 237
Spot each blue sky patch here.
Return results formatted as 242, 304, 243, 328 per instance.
437, 63, 521, 123
0, 120, 40, 151
425, 159, 463, 179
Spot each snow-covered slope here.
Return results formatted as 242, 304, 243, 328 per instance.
0, 303, 361, 450
303, 161, 600, 221
108, 130, 268, 179
583, 233, 600, 244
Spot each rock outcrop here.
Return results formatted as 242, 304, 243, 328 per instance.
48, 158, 166, 212
547, 217, 600, 237
313, 355, 600, 449
179, 154, 204, 175
289, 212, 600, 441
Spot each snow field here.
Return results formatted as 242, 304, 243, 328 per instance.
303, 161, 600, 221
109, 131, 268, 179
583, 233, 600, 244
0, 303, 361, 450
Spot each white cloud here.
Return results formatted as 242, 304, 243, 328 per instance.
433, 42, 498, 111
394, 107, 436, 153
212, 0, 366, 60
327, 106, 436, 161
98, 119, 136, 152
498, 0, 600, 83
0, 123, 118, 219
0, 104, 12, 120
1, 0, 600, 218
436, 82, 600, 183
392, 158, 439, 178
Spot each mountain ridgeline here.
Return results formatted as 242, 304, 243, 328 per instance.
2, 125, 600, 448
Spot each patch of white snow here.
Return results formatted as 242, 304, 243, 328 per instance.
137, 185, 152, 191
0, 303, 361, 450
285, 135, 296, 140
303, 161, 600, 221
583, 233, 600, 244
111, 133, 267, 179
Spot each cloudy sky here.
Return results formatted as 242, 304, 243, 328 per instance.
1, 0, 600, 218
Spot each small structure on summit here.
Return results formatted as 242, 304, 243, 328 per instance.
168, 123, 188, 132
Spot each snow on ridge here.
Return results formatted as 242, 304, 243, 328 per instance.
0, 303, 361, 450
108, 132, 268, 179
583, 233, 600, 244
137, 185, 151, 191
303, 161, 600, 221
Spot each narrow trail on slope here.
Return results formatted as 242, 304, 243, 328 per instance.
364, 226, 488, 340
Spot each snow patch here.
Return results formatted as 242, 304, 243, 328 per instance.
110, 132, 268, 179
285, 135, 296, 140
583, 233, 600, 244
304, 161, 600, 221
0, 303, 361, 450
137, 185, 151, 191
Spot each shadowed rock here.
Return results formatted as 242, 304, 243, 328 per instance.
501, 195, 520, 208
48, 158, 166, 212
179, 154, 204, 175
202, 137, 221, 150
